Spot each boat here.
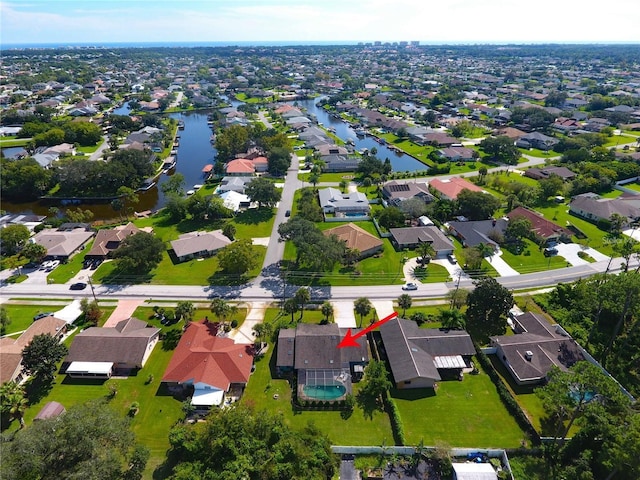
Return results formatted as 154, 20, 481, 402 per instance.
355, 129, 367, 137
192, 184, 203, 190
186, 190, 195, 196
178, 120, 185, 130
137, 179, 157, 192
346, 138, 355, 145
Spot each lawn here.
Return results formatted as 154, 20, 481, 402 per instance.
0, 137, 29, 147
498, 239, 566, 274
21, 343, 184, 480
619, 182, 640, 193
298, 171, 357, 183
0, 304, 68, 336
76, 141, 103, 154
518, 148, 559, 158
391, 358, 525, 448
48, 242, 94, 284
603, 134, 636, 147
231, 207, 276, 238
132, 304, 247, 331
241, 344, 394, 446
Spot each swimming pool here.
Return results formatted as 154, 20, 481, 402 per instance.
302, 383, 346, 401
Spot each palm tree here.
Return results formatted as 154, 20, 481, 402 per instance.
476, 242, 494, 260
416, 242, 435, 265
339, 179, 349, 193
397, 294, 412, 317
294, 287, 310, 320
175, 301, 195, 323
309, 172, 320, 190
354, 297, 372, 328
439, 309, 466, 330
321, 301, 334, 324
362, 177, 372, 193
283, 298, 299, 324
210, 298, 238, 328
0, 381, 28, 427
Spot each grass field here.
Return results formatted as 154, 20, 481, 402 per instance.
241, 345, 394, 446
1, 304, 70, 336
391, 358, 525, 448
47, 241, 94, 284
498, 239, 567, 274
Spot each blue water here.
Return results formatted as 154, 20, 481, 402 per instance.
302, 383, 346, 400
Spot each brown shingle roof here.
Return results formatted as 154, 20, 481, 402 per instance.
323, 223, 383, 255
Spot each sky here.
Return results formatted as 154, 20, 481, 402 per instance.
1, 0, 639, 46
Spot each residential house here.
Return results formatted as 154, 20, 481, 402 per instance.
569, 193, 640, 227
490, 312, 584, 385
506, 207, 573, 242
515, 132, 559, 151
63, 318, 160, 378
494, 126, 527, 139
524, 166, 576, 182
225, 158, 256, 176
276, 324, 369, 399
447, 218, 508, 250
452, 463, 498, 480
439, 146, 476, 162
85, 222, 151, 260
252, 156, 269, 173
389, 226, 454, 256
162, 320, 253, 408
32, 226, 95, 261
0, 213, 46, 233
0, 316, 68, 384
420, 132, 458, 147
429, 177, 485, 201
318, 187, 370, 216
218, 190, 251, 212
323, 223, 383, 259
379, 318, 475, 389
316, 144, 349, 157
170, 230, 232, 262
382, 180, 434, 206
382, 180, 434, 207
218, 176, 254, 194
322, 154, 361, 173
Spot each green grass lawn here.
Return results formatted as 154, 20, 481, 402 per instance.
518, 148, 559, 158
21, 343, 183, 480
132, 305, 247, 331
298, 172, 357, 183
603, 134, 636, 147
391, 358, 525, 448
76, 141, 103, 154
48, 242, 94, 284
619, 182, 640, 193
231, 207, 276, 238
1, 305, 66, 336
498, 239, 566, 274
241, 345, 394, 446
0, 138, 29, 147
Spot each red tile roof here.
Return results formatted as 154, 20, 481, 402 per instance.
162, 320, 253, 391
506, 206, 573, 239
225, 158, 255, 174
429, 177, 484, 200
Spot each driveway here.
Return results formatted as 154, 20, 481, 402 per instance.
486, 250, 520, 277
332, 301, 356, 328
230, 301, 267, 343
555, 243, 610, 266
103, 299, 143, 327
371, 300, 395, 319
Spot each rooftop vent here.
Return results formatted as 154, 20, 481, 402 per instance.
525, 351, 534, 361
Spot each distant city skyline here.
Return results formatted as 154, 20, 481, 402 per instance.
2, 0, 639, 46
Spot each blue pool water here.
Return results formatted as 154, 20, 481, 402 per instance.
302, 384, 346, 400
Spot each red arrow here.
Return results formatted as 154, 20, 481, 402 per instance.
337, 311, 398, 348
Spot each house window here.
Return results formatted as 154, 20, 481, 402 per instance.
404, 381, 411, 385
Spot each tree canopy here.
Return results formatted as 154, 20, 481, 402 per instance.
113, 231, 165, 274
465, 277, 513, 342
456, 189, 501, 221
167, 404, 337, 479
216, 239, 259, 276
21, 333, 68, 381
479, 135, 521, 165
0, 224, 30, 256
245, 177, 282, 208
0, 157, 53, 202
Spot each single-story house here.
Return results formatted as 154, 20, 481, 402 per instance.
85, 222, 151, 260
276, 324, 369, 400
63, 318, 160, 378
506, 206, 573, 242
32, 227, 95, 261
315, 144, 349, 157
34, 401, 66, 421
447, 218, 508, 250
382, 181, 434, 206
429, 177, 485, 201
323, 223, 383, 259
515, 132, 559, 151
490, 312, 584, 385
0, 213, 46, 233
379, 318, 476, 389
318, 187, 370, 216
225, 158, 256, 176
218, 176, 254, 194
439, 146, 476, 162
389, 226, 454, 256
421, 132, 458, 147
218, 190, 251, 212
569, 193, 640, 227
524, 166, 576, 182
322, 154, 361, 173
163, 320, 253, 408
252, 156, 269, 173
170, 230, 232, 262
0, 316, 68, 384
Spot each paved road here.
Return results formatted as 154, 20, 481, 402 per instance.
89, 135, 110, 161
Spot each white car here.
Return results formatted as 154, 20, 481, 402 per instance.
46, 260, 60, 271
402, 282, 418, 291
447, 253, 457, 264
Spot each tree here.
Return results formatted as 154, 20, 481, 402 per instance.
160, 172, 185, 196
283, 298, 299, 323
457, 189, 501, 220
376, 206, 405, 229
222, 223, 236, 241
397, 294, 412, 317
80, 298, 102, 326
339, 179, 349, 193
267, 146, 291, 176
399, 197, 428, 219
209, 298, 238, 326
416, 241, 435, 265
253, 322, 273, 345
538, 174, 564, 201
439, 309, 466, 329
354, 297, 372, 327
0, 157, 53, 202
167, 404, 337, 479
359, 360, 392, 405
362, 177, 372, 193
294, 287, 311, 320
308, 171, 320, 189
0, 307, 11, 335
65, 207, 94, 224
216, 239, 259, 276
0, 381, 28, 427
505, 216, 533, 244
245, 177, 282, 208
465, 277, 513, 342
21, 334, 68, 381
447, 288, 469, 310
175, 301, 195, 323
113, 232, 165, 274
479, 135, 521, 165
0, 224, 30, 256
116, 186, 139, 221
163, 193, 189, 222
321, 301, 334, 323
1, 399, 145, 480
19, 242, 47, 264
214, 124, 250, 161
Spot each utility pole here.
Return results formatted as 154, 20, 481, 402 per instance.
87, 276, 98, 303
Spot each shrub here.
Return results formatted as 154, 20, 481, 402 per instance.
230, 319, 238, 328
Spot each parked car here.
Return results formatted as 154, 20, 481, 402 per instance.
46, 260, 60, 271
544, 247, 558, 257
447, 253, 457, 264
285, 209, 291, 217
90, 259, 103, 270
402, 282, 418, 291
40, 261, 53, 270
69, 282, 87, 290
83, 258, 92, 269
33, 312, 54, 321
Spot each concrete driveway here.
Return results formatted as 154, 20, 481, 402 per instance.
486, 250, 520, 277
555, 243, 610, 266
230, 301, 267, 343
332, 301, 356, 328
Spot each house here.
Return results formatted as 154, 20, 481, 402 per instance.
506, 206, 573, 242
382, 181, 434, 207
516, 132, 558, 151
421, 132, 458, 147
32, 227, 95, 261
0, 316, 68, 384
276, 324, 369, 400
429, 177, 485, 201
170, 230, 232, 262
388, 226, 454, 256
323, 223, 383, 259
162, 320, 253, 409
63, 318, 160, 378
225, 158, 256, 176
447, 218, 508, 250
218, 190, 251, 212
218, 176, 254, 194
252, 156, 269, 173
34, 401, 66, 421
379, 318, 475, 389
490, 312, 584, 385
85, 222, 151, 260
439, 146, 476, 162
318, 187, 370, 216
316, 144, 349, 156
0, 213, 46, 233
322, 154, 361, 173
524, 166, 576, 182
569, 193, 640, 227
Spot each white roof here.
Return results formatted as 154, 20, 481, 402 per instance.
434, 355, 466, 369
66, 361, 114, 375
192, 388, 224, 407
54, 299, 84, 324
219, 190, 250, 211
452, 463, 498, 480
